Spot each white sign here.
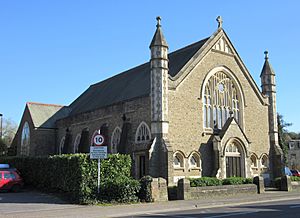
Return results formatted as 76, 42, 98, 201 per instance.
93, 134, 105, 146
90, 146, 107, 159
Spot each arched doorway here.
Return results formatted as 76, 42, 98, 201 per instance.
225, 141, 245, 177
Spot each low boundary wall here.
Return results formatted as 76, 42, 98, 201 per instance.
177, 178, 258, 200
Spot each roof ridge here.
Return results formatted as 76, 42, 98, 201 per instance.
168, 37, 210, 55
90, 37, 209, 88
90, 62, 149, 88
27, 102, 65, 107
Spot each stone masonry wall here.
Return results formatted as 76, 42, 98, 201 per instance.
56, 96, 151, 155
168, 49, 270, 180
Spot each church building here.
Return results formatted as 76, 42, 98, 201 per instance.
12, 17, 283, 185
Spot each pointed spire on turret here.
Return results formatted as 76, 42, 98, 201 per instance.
260, 50, 275, 78
150, 16, 168, 48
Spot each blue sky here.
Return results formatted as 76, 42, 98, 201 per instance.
0, 1, 299, 132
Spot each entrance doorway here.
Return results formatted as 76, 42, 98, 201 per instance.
225, 142, 244, 177
139, 155, 146, 178
226, 156, 241, 177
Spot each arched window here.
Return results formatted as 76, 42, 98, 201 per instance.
250, 154, 258, 168
111, 127, 121, 153
21, 122, 30, 156
260, 154, 269, 169
73, 134, 81, 153
189, 152, 201, 168
59, 136, 65, 155
203, 71, 241, 129
135, 122, 151, 143
173, 151, 184, 168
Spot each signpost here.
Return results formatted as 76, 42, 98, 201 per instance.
90, 130, 107, 194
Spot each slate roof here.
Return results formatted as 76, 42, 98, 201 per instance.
27, 102, 70, 128
69, 37, 209, 116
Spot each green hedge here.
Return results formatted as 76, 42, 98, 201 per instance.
0, 154, 140, 204
189, 177, 253, 187
291, 176, 300, 181
190, 177, 222, 187
139, 175, 153, 202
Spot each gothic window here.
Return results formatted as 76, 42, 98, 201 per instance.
250, 154, 258, 168
59, 136, 65, 155
73, 134, 81, 153
189, 152, 200, 168
173, 152, 184, 168
21, 122, 30, 156
111, 127, 121, 153
135, 122, 151, 143
203, 71, 241, 129
260, 154, 269, 168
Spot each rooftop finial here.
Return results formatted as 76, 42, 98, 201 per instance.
264, 50, 269, 60
216, 16, 223, 29
156, 16, 161, 28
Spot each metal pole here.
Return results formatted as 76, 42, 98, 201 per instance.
97, 158, 101, 194
0, 114, 3, 139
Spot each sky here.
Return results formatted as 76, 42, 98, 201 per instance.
0, 1, 299, 132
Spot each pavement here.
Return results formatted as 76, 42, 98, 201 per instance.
1, 190, 300, 218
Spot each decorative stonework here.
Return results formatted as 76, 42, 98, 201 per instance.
213, 37, 233, 54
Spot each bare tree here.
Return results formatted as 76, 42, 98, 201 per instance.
0, 118, 17, 156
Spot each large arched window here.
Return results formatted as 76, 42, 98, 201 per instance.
73, 134, 81, 153
135, 122, 151, 143
111, 127, 121, 153
203, 71, 241, 129
59, 136, 65, 155
21, 122, 30, 156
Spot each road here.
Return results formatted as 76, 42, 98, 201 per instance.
120, 199, 300, 218
1, 189, 300, 218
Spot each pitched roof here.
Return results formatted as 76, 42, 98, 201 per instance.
69, 37, 209, 116
27, 102, 70, 128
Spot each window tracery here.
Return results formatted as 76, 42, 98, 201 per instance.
21, 122, 30, 156
135, 122, 151, 143
111, 127, 121, 153
203, 71, 241, 129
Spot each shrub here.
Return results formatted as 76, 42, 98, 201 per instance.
189, 177, 222, 187
0, 154, 139, 204
222, 177, 253, 185
291, 176, 300, 181
139, 175, 153, 202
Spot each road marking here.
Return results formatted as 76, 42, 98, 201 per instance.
290, 205, 300, 208
203, 211, 258, 218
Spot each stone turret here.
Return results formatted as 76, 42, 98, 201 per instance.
260, 51, 283, 178
150, 16, 169, 135
149, 17, 171, 181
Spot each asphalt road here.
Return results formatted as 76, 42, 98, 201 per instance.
121, 199, 300, 218
1, 189, 300, 218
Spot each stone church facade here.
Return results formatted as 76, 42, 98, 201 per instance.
12, 17, 283, 185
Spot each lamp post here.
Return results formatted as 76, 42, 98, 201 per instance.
0, 113, 2, 139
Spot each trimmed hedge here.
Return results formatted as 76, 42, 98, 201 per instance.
189, 177, 253, 187
0, 154, 140, 204
139, 175, 153, 202
190, 177, 222, 187
291, 176, 300, 181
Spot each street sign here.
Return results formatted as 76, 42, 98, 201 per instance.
93, 133, 105, 146
90, 146, 107, 159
